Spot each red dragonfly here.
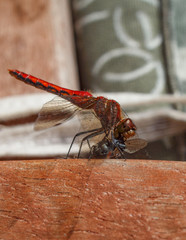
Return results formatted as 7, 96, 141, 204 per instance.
9, 69, 147, 158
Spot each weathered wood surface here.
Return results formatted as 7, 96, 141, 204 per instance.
0, 0, 78, 98
0, 159, 185, 240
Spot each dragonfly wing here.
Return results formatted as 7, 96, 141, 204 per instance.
124, 138, 147, 154
75, 110, 105, 145
35, 96, 80, 130
78, 110, 102, 130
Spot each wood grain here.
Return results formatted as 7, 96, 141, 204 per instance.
0, 0, 78, 98
0, 159, 185, 239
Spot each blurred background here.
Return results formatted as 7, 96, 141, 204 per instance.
0, 0, 186, 160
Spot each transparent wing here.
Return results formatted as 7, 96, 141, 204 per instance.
35, 96, 80, 130
34, 96, 105, 152
77, 110, 102, 130
76, 110, 105, 144
124, 138, 147, 154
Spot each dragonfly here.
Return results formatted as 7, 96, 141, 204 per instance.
8, 69, 147, 158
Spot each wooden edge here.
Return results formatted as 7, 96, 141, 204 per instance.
0, 159, 185, 239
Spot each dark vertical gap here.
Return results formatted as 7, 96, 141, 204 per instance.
69, 0, 84, 91
160, 0, 175, 94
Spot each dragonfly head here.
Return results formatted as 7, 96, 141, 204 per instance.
114, 118, 136, 141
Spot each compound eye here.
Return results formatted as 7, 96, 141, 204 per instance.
124, 118, 136, 131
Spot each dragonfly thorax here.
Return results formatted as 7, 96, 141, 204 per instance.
114, 118, 136, 141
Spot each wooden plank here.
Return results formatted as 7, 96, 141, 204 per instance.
0, 159, 185, 239
0, 0, 78, 98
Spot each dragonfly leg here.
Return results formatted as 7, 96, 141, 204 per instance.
66, 128, 103, 159
115, 145, 126, 158
87, 139, 91, 150
78, 128, 104, 158
111, 131, 126, 159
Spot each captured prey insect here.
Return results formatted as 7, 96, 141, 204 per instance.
9, 69, 147, 158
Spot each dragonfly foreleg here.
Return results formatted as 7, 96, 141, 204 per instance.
66, 128, 103, 159
77, 128, 104, 158
111, 131, 126, 159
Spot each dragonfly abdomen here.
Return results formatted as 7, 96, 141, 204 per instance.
8, 69, 92, 98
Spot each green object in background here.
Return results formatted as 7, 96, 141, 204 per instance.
72, 0, 165, 94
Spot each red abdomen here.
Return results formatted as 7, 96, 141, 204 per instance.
8, 69, 92, 97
